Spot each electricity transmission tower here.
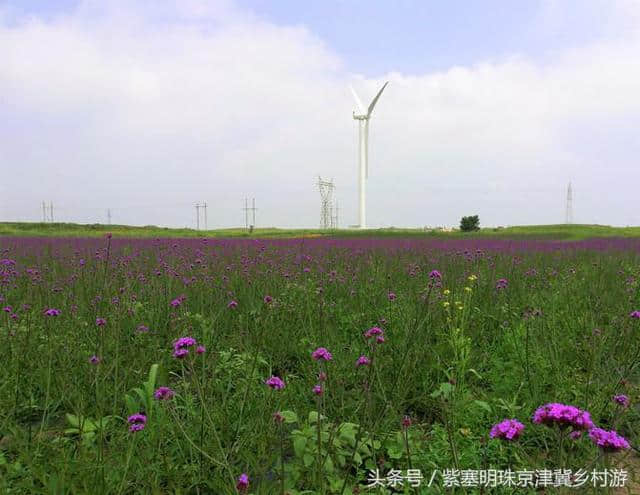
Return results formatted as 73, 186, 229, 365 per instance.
42, 201, 54, 222
242, 198, 257, 230
565, 182, 573, 224
250, 198, 257, 228
242, 198, 249, 230
332, 201, 339, 229
317, 176, 335, 229
203, 202, 207, 230
107, 209, 112, 225
194, 202, 208, 230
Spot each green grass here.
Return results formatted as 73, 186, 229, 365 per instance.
2, 220, 640, 240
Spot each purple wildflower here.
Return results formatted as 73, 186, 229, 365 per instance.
273, 411, 284, 424
44, 308, 61, 317
196, 345, 206, 355
263, 295, 273, 304
173, 348, 189, 359
588, 428, 630, 452
228, 300, 238, 309
236, 473, 249, 494
265, 376, 285, 390
312, 384, 323, 396
137, 324, 149, 333
402, 416, 412, 429
2, 306, 11, 313
364, 327, 384, 339
173, 336, 197, 351
489, 419, 525, 441
89, 355, 101, 365
613, 395, 629, 408
154, 386, 175, 400
127, 413, 147, 433
311, 347, 333, 361
630, 310, 640, 319
388, 292, 397, 301
429, 270, 442, 279
532, 403, 594, 431
495, 278, 508, 290
356, 355, 371, 367
96, 317, 106, 326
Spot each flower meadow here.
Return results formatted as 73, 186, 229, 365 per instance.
1, 235, 640, 494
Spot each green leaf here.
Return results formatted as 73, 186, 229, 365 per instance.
303, 453, 314, 467
323, 456, 334, 473
292, 435, 307, 458
145, 364, 159, 397
474, 400, 492, 413
65, 414, 79, 428
280, 410, 298, 424
308, 411, 326, 424
387, 447, 403, 460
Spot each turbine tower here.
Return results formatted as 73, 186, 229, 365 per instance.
350, 81, 388, 229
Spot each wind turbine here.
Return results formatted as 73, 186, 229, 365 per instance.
350, 81, 388, 229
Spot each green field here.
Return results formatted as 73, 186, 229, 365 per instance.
2, 221, 640, 240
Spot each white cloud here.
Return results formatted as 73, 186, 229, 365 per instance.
1, 0, 639, 228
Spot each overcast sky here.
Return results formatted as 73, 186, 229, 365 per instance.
1, 0, 639, 229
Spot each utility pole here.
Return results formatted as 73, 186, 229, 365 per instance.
251, 198, 257, 228
242, 198, 249, 230
107, 209, 112, 225
42, 201, 47, 222
203, 202, 207, 231
50, 201, 54, 223
195, 203, 201, 230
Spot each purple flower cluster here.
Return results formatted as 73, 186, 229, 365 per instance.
265, 376, 285, 390
495, 278, 508, 290
630, 310, 640, 319
532, 403, 594, 430
588, 428, 630, 452
489, 419, 525, 441
127, 413, 147, 433
170, 295, 186, 307
172, 336, 199, 359
613, 394, 629, 407
311, 347, 333, 361
356, 355, 371, 367
44, 308, 61, 317
154, 386, 175, 400
364, 326, 385, 344
236, 473, 249, 493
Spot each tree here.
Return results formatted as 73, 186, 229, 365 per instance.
460, 215, 480, 232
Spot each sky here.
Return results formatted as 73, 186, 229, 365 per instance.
1, 0, 639, 229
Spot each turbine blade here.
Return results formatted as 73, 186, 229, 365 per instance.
349, 85, 366, 114
367, 81, 388, 117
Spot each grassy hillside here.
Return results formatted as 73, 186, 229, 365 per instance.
1, 221, 639, 240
